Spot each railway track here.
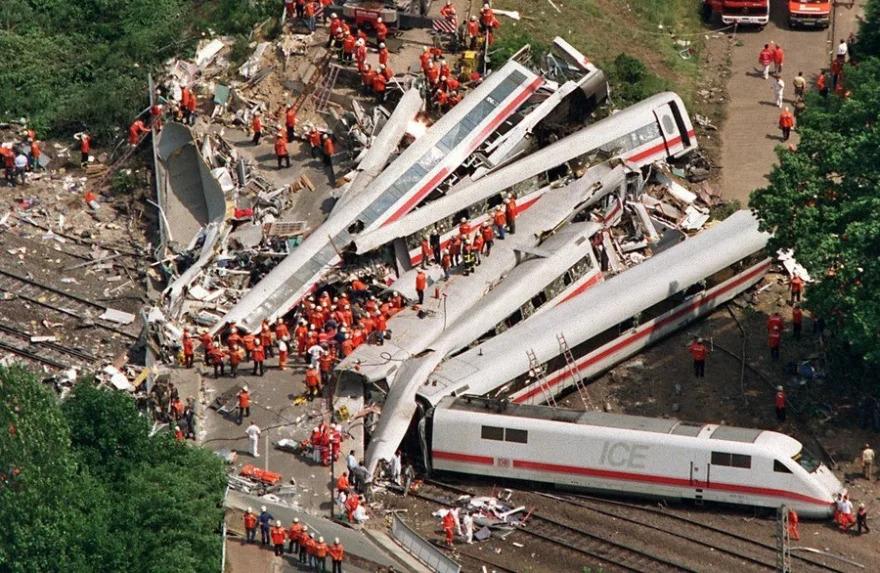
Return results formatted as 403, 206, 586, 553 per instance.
0, 266, 139, 340
0, 323, 97, 369
552, 493, 848, 573
416, 481, 697, 573
418, 480, 851, 573
522, 511, 695, 573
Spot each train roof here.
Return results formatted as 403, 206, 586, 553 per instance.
419, 210, 771, 403
440, 395, 767, 444
353, 92, 687, 255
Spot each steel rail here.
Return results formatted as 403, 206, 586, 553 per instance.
0, 323, 97, 362
560, 493, 848, 573
0, 339, 67, 369
418, 480, 694, 573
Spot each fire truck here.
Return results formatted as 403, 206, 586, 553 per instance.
701, 0, 770, 26
788, 0, 831, 28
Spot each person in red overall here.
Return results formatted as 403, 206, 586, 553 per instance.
252, 339, 265, 376
242, 331, 255, 362
688, 336, 708, 378
182, 329, 195, 368
260, 323, 274, 358
775, 386, 786, 422
442, 511, 456, 546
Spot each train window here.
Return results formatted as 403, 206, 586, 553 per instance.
773, 460, 793, 474
711, 452, 751, 468
792, 448, 821, 473
481, 426, 504, 441
505, 429, 528, 444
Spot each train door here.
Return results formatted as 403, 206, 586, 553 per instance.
689, 451, 710, 504
652, 104, 680, 156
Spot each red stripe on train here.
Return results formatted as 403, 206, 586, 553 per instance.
432, 450, 831, 507
384, 77, 544, 226
515, 260, 771, 402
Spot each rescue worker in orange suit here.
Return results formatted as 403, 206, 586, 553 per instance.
283, 104, 297, 142
181, 329, 195, 368
322, 134, 336, 185
237, 386, 251, 425
415, 270, 427, 305
768, 310, 783, 360
688, 336, 708, 378
270, 520, 287, 556
342, 31, 355, 63
278, 336, 289, 370
372, 71, 387, 104
198, 328, 213, 364
361, 64, 375, 95
244, 507, 258, 543
260, 323, 274, 358
493, 207, 507, 240
792, 304, 803, 340
790, 274, 804, 303
778, 107, 794, 142
329, 538, 344, 573
303, 126, 320, 161
77, 132, 92, 167
242, 331, 255, 361
420, 237, 433, 268
775, 386, 786, 422
287, 518, 302, 554
251, 111, 263, 145
481, 221, 495, 255
128, 119, 151, 146
228, 344, 243, 377
306, 366, 321, 400
769, 327, 782, 360
378, 42, 389, 67
305, 533, 318, 567
787, 508, 800, 540
315, 537, 329, 571
374, 17, 388, 44
252, 338, 266, 376
442, 510, 456, 547
298, 526, 311, 563
274, 132, 290, 169
466, 15, 480, 50
209, 344, 226, 378
505, 195, 517, 234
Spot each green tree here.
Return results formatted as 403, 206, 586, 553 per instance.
749, 45, 880, 378
0, 370, 225, 573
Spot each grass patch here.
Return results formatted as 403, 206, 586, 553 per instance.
493, 0, 704, 107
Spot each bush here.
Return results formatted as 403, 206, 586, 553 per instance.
0, 369, 226, 573
487, 31, 549, 69
604, 54, 671, 108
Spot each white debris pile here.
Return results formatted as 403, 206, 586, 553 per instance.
431, 492, 530, 544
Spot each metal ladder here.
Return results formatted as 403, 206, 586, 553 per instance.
557, 333, 593, 410
776, 505, 791, 573
309, 63, 341, 114
526, 349, 557, 407
291, 49, 333, 114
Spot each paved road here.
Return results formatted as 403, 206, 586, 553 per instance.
719, 0, 865, 204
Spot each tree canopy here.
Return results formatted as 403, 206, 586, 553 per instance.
749, 1, 880, 379
0, 0, 272, 138
0, 367, 226, 573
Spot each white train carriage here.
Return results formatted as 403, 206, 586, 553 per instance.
417, 210, 771, 410
430, 396, 844, 518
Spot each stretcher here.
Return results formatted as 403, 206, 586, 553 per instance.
240, 464, 282, 485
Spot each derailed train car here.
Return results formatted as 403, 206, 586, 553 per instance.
429, 396, 843, 519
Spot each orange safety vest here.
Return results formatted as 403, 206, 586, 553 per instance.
415, 272, 427, 291
244, 513, 257, 529
329, 542, 344, 561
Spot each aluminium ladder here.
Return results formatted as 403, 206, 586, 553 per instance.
526, 348, 557, 407
557, 333, 593, 411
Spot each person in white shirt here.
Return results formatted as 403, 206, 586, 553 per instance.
391, 451, 402, 485
462, 512, 474, 544
836, 39, 848, 62
13, 153, 27, 185
308, 343, 325, 368
246, 422, 262, 457
773, 75, 785, 108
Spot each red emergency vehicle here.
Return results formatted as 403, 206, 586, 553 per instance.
702, 0, 770, 26
788, 0, 831, 28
